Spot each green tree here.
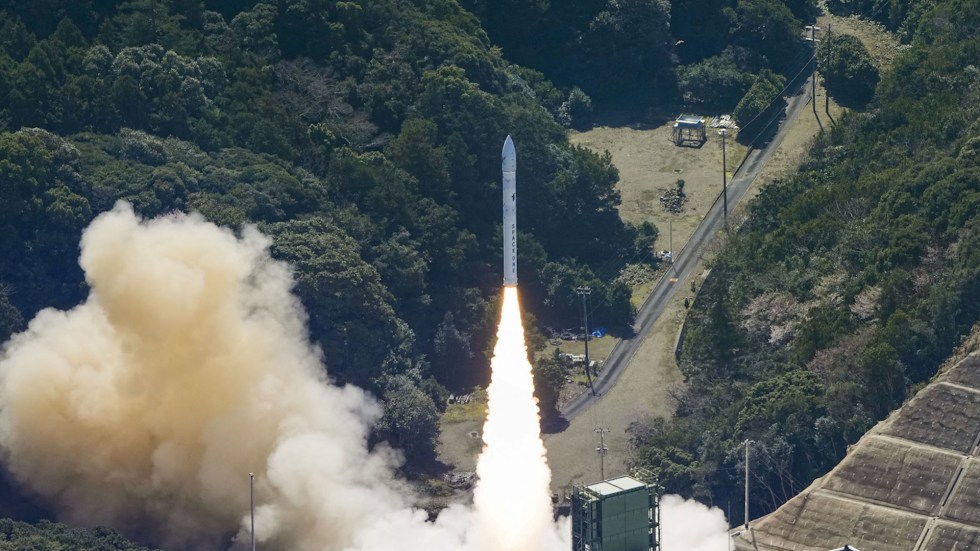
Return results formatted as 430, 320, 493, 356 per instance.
858, 342, 905, 416
0, 129, 91, 311
735, 370, 824, 436
0, 13, 36, 61
818, 33, 879, 108
0, 286, 23, 343
635, 445, 699, 494
557, 86, 593, 130
733, 0, 802, 70
584, 0, 672, 101
98, 0, 192, 51
677, 47, 759, 108
376, 373, 441, 467
384, 118, 451, 203
264, 217, 413, 388
733, 69, 786, 143
230, 3, 280, 61
533, 349, 569, 419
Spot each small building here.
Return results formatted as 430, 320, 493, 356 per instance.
571, 475, 661, 551
672, 115, 706, 145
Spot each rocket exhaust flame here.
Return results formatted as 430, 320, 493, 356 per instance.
471, 286, 562, 550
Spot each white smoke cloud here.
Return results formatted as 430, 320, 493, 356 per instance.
661, 494, 732, 551
0, 203, 461, 550
0, 202, 725, 551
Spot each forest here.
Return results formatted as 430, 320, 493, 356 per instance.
0, 0, 977, 546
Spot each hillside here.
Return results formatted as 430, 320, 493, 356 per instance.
735, 350, 980, 550
629, 0, 980, 526
0, 0, 841, 497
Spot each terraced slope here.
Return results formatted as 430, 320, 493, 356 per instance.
734, 354, 980, 551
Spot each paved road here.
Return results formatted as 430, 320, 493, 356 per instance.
560, 78, 816, 421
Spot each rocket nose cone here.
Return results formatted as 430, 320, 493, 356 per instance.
502, 135, 516, 172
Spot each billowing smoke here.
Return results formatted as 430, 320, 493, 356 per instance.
0, 203, 463, 549
661, 494, 731, 551
0, 202, 721, 550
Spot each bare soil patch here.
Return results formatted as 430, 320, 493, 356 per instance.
570, 122, 746, 278
436, 390, 487, 472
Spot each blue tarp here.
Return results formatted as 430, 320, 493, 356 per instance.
592, 327, 607, 338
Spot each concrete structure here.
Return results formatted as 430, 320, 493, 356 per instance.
734, 353, 980, 551
571, 475, 660, 551
671, 115, 706, 145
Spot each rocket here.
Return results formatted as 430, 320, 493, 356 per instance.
502, 135, 517, 287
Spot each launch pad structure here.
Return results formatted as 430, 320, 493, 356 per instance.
571, 474, 661, 551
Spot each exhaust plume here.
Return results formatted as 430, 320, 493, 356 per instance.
471, 286, 565, 550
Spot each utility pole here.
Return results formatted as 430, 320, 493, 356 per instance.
744, 440, 751, 530
825, 23, 832, 118
595, 427, 609, 480
806, 25, 822, 129
577, 286, 595, 396
249, 473, 256, 551
719, 129, 728, 228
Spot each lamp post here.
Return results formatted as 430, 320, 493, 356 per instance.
743, 440, 751, 530
805, 25, 822, 131
249, 473, 255, 551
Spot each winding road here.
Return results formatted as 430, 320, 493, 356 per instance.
560, 77, 816, 421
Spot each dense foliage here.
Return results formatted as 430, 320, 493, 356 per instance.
471, 0, 817, 111
0, 519, 156, 550
0, 0, 647, 480
828, 0, 937, 41
630, 0, 980, 522
818, 33, 880, 107
732, 69, 787, 141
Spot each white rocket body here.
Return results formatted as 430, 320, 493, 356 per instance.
502, 135, 517, 287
